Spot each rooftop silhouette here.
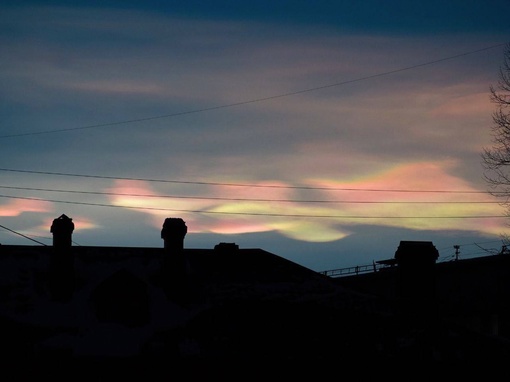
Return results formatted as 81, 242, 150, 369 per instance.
1, 214, 510, 378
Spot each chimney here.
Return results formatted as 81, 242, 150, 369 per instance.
51, 214, 74, 248
160, 218, 190, 303
161, 218, 187, 252
394, 240, 438, 319
49, 214, 75, 301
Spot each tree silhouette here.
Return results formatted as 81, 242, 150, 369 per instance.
482, 43, 510, 218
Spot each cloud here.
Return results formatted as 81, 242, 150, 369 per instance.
308, 161, 506, 234
103, 161, 507, 242
68, 81, 168, 96
268, 220, 352, 242
0, 199, 52, 217
37, 215, 98, 234
431, 92, 493, 118
1, 4, 509, 261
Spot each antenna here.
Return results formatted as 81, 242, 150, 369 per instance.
454, 245, 460, 261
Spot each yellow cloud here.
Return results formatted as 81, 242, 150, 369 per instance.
269, 220, 352, 242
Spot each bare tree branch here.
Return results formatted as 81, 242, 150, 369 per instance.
482, 43, 510, 208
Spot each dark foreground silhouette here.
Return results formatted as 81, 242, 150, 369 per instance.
2, 216, 510, 379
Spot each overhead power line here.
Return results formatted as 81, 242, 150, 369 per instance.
0, 184, 503, 203
437, 239, 505, 252
0, 194, 505, 219
0, 168, 501, 194
0, 42, 506, 139
0, 224, 47, 246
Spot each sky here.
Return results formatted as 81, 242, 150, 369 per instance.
1, 0, 510, 272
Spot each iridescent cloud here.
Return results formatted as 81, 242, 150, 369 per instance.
0, 199, 52, 217
308, 161, 506, 234
105, 161, 506, 243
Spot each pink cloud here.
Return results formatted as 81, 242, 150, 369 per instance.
0, 199, 52, 217
106, 180, 159, 197
209, 180, 295, 201
107, 180, 217, 227
27, 216, 99, 240
207, 220, 272, 235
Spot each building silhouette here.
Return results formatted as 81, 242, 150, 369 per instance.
1, 215, 510, 378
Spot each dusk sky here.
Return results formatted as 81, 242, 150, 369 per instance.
1, 1, 510, 272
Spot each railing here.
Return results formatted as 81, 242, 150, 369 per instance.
319, 260, 397, 278
320, 250, 510, 279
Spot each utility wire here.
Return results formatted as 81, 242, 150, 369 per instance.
0, 168, 502, 194
437, 239, 506, 261
0, 42, 506, 139
473, 242, 500, 255
0, 184, 503, 203
437, 239, 505, 252
0, 224, 47, 246
0, 194, 506, 219
0, 226, 81, 246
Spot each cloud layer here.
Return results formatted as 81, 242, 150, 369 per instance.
1, 3, 509, 269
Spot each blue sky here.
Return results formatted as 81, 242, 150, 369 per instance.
1, 1, 510, 271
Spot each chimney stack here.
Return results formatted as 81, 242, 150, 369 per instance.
49, 214, 75, 301
161, 218, 187, 252
51, 214, 74, 248
394, 240, 439, 320
160, 218, 190, 303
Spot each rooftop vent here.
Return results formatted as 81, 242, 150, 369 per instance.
214, 242, 239, 252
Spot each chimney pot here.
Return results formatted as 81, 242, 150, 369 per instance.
49, 214, 75, 301
161, 218, 187, 252
50, 214, 74, 247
